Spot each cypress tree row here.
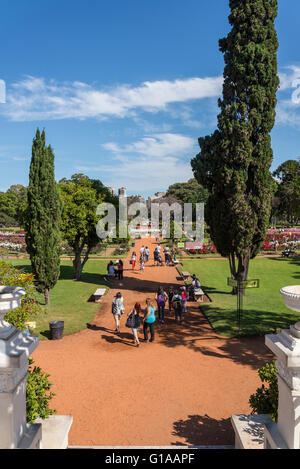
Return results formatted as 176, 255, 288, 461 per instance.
25, 129, 62, 305
192, 0, 279, 290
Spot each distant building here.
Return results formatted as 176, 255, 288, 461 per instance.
147, 191, 166, 207
108, 187, 116, 196
118, 187, 127, 198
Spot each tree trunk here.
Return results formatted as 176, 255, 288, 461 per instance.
44, 287, 50, 305
73, 252, 83, 281
228, 250, 250, 295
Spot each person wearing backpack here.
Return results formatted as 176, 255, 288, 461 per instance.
156, 287, 167, 323
180, 286, 187, 313
112, 292, 125, 334
172, 290, 183, 323
126, 302, 141, 347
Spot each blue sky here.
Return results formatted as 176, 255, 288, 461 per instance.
0, 0, 300, 197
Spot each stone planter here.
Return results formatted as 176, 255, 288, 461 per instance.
0, 285, 26, 339
280, 285, 300, 338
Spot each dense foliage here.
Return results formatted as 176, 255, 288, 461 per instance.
26, 357, 56, 423
249, 361, 278, 422
0, 261, 44, 330
272, 159, 300, 223
192, 0, 279, 287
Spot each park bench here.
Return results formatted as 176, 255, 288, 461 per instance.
93, 288, 106, 303
194, 288, 205, 303
181, 271, 191, 281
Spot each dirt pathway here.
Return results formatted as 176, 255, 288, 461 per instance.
32, 237, 273, 447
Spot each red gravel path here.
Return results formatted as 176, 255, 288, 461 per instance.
32, 237, 273, 447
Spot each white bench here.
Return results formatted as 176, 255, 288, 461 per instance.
93, 288, 106, 303
194, 288, 205, 302
181, 271, 191, 281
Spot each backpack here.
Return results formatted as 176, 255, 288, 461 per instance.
173, 296, 182, 311
157, 294, 165, 306
112, 302, 118, 315
125, 313, 135, 328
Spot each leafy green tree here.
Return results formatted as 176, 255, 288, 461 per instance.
0, 191, 18, 226
192, 0, 279, 290
273, 159, 300, 222
7, 184, 28, 226
166, 178, 209, 206
59, 174, 104, 280
25, 129, 62, 305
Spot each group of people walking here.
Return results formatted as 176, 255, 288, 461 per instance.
107, 260, 124, 280
130, 245, 150, 272
111, 280, 196, 347
111, 293, 156, 346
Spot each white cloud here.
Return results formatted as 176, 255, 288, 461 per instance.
76, 132, 196, 194
102, 133, 196, 158
1, 75, 223, 122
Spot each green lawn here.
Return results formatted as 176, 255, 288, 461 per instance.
9, 259, 110, 339
179, 256, 300, 337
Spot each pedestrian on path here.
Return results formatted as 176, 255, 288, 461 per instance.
107, 261, 115, 278
143, 298, 156, 342
180, 286, 187, 313
156, 287, 167, 323
145, 246, 150, 263
172, 290, 183, 323
131, 252, 137, 270
118, 259, 124, 280
139, 254, 145, 272
126, 302, 141, 347
112, 292, 125, 334
168, 286, 174, 315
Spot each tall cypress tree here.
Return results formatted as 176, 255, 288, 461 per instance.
26, 129, 62, 304
192, 0, 279, 290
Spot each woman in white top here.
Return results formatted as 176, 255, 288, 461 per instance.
112, 292, 125, 334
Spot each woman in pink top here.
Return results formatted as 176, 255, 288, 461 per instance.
181, 286, 187, 313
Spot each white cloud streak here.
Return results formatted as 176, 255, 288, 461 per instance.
1, 75, 223, 122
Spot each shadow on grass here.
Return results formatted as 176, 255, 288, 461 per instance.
171, 414, 234, 447
39, 330, 51, 340
263, 256, 300, 280
12, 263, 111, 287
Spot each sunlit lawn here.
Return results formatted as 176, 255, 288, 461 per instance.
179, 256, 300, 337
9, 259, 110, 339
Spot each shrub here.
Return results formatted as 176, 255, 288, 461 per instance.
26, 358, 56, 423
249, 361, 278, 422
0, 261, 44, 330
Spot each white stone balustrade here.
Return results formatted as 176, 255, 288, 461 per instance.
264, 285, 300, 449
0, 285, 41, 449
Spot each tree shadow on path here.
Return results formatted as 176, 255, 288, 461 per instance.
171, 414, 234, 447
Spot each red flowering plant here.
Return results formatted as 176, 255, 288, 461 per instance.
0, 261, 44, 330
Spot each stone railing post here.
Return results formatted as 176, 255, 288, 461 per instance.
0, 285, 41, 449
264, 285, 300, 449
